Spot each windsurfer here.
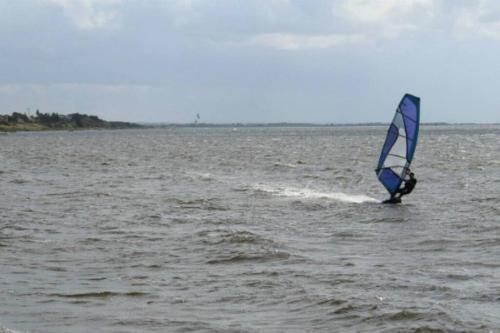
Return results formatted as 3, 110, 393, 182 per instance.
397, 169, 417, 197
383, 169, 417, 204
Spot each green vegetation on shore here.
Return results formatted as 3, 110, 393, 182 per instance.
0, 111, 143, 132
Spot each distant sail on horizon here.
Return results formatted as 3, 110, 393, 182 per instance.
376, 94, 420, 196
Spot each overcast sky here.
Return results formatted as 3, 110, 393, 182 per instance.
1, 0, 500, 123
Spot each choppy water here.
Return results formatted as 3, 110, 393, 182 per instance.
1, 125, 499, 333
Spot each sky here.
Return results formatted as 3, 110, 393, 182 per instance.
1, 0, 500, 123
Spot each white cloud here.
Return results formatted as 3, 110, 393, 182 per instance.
334, 0, 500, 41
43, 0, 122, 30
453, 0, 500, 39
337, 0, 435, 23
33, 0, 500, 41
333, 0, 438, 39
242, 33, 364, 50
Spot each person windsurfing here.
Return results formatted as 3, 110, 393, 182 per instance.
383, 168, 417, 204
375, 94, 420, 204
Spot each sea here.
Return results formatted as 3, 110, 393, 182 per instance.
1, 125, 499, 333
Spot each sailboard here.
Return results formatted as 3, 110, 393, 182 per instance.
375, 94, 420, 196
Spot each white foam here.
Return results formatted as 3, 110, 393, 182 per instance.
273, 162, 297, 168
0, 325, 24, 333
253, 184, 379, 204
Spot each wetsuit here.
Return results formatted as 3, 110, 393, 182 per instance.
382, 174, 417, 204
398, 175, 417, 196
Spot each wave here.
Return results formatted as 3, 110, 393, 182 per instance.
272, 162, 298, 169
184, 171, 218, 182
197, 229, 273, 246
253, 184, 379, 204
0, 325, 23, 333
206, 251, 290, 264
48, 291, 148, 298
198, 229, 291, 264
168, 198, 228, 211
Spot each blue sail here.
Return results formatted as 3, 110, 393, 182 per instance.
376, 94, 420, 196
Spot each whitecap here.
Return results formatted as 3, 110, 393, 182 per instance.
253, 184, 379, 204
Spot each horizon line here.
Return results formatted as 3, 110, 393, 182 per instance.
138, 121, 500, 127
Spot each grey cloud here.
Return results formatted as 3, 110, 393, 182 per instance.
1, 0, 500, 123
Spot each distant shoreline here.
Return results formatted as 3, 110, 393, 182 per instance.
0, 111, 143, 132
2, 114, 498, 133
142, 122, 497, 128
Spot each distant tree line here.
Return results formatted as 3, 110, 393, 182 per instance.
0, 110, 141, 130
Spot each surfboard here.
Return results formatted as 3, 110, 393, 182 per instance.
375, 94, 420, 197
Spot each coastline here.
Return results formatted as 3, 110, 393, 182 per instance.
0, 123, 144, 132
0, 112, 143, 132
